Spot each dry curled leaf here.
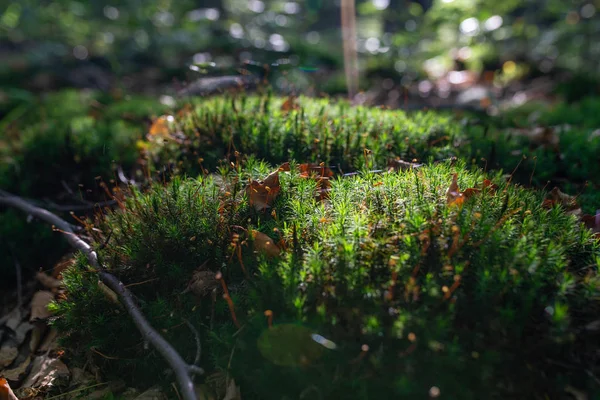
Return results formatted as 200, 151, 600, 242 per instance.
298, 163, 333, 178
0, 378, 18, 400
0, 345, 18, 369
246, 163, 288, 212
446, 173, 460, 201
280, 95, 299, 113
30, 291, 55, 321
482, 179, 499, 192
446, 174, 496, 207
299, 163, 333, 200
251, 230, 281, 258
581, 210, 600, 238
185, 269, 219, 297
36, 272, 63, 289
2, 356, 31, 382
543, 187, 581, 216
20, 355, 70, 389
52, 256, 76, 278
387, 158, 423, 172
446, 173, 466, 206
149, 115, 174, 136
222, 378, 242, 400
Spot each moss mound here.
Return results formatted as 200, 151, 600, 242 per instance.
146, 95, 600, 213
143, 95, 464, 175
54, 161, 600, 399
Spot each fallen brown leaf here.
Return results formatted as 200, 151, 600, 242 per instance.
280, 96, 299, 112
185, 269, 219, 297
13, 321, 34, 346
36, 272, 63, 289
582, 210, 600, 238
20, 355, 70, 389
387, 159, 423, 172
149, 115, 173, 136
38, 327, 59, 353
299, 163, 333, 178
298, 163, 333, 200
543, 187, 581, 216
446, 173, 462, 205
30, 291, 55, 321
252, 230, 281, 258
482, 179, 499, 192
52, 256, 76, 278
222, 378, 242, 400
246, 163, 288, 212
0, 345, 18, 369
446, 174, 498, 207
2, 355, 31, 381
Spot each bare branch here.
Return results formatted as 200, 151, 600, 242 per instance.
184, 319, 202, 366
0, 191, 198, 400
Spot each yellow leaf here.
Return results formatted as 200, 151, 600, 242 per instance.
149, 115, 174, 136
0, 377, 19, 400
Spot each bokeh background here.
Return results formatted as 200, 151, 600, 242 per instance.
1, 0, 599, 112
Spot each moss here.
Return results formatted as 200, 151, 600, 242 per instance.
0, 89, 169, 286
145, 95, 463, 175
54, 161, 600, 399
146, 95, 600, 213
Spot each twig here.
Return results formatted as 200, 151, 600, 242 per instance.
124, 278, 159, 288
91, 347, 123, 360
184, 319, 202, 366
44, 199, 117, 212
0, 187, 113, 215
0, 191, 199, 400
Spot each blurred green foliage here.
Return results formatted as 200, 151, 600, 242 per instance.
0, 0, 599, 96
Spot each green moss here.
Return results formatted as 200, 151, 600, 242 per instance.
145, 95, 463, 175
54, 161, 600, 399
146, 95, 600, 214
500, 97, 600, 129
0, 89, 169, 286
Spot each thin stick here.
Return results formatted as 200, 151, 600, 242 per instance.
124, 278, 159, 288
184, 319, 202, 366
0, 192, 199, 400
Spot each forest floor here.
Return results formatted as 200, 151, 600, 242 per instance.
0, 84, 599, 399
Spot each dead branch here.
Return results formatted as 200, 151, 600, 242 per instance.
0, 191, 199, 400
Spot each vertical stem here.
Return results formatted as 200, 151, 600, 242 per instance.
341, 0, 359, 101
